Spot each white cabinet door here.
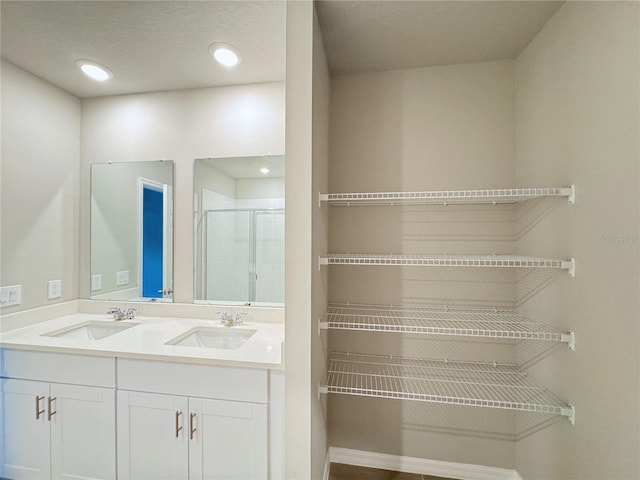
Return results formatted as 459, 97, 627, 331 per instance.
0, 379, 51, 480
50, 383, 116, 480
117, 390, 189, 480
269, 370, 284, 480
0, 379, 117, 480
189, 398, 268, 480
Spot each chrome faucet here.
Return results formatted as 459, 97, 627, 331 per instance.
107, 307, 136, 321
218, 311, 246, 327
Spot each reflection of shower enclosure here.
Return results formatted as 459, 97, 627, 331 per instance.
203, 209, 284, 303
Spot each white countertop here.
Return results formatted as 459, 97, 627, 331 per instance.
0, 313, 284, 370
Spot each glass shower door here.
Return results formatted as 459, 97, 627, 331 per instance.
254, 210, 285, 303
205, 210, 251, 302
204, 209, 284, 304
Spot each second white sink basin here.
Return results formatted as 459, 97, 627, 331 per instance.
43, 321, 139, 340
166, 327, 257, 350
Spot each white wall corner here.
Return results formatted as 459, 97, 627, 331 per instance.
328, 447, 522, 480
323, 448, 331, 480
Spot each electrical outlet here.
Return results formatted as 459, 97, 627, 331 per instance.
91, 274, 102, 291
0, 285, 21, 307
116, 270, 129, 286
48, 280, 62, 299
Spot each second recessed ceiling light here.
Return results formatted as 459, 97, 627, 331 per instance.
209, 43, 241, 67
76, 59, 113, 81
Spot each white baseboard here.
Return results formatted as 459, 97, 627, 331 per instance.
327, 447, 522, 480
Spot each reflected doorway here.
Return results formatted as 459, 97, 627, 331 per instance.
139, 178, 173, 299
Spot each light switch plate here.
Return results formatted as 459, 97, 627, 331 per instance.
116, 270, 129, 286
48, 280, 62, 299
0, 285, 22, 307
91, 274, 102, 291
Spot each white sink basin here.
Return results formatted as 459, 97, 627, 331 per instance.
43, 321, 139, 340
165, 327, 257, 350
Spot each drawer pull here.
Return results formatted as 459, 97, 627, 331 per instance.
35, 395, 45, 419
189, 413, 197, 440
47, 397, 57, 421
175, 411, 183, 438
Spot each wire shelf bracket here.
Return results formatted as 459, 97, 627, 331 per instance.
565, 404, 576, 426
319, 185, 575, 207
320, 254, 576, 276
320, 352, 575, 424
565, 257, 576, 277
320, 303, 576, 350
563, 331, 576, 351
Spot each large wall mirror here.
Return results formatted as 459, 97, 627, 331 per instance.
91, 161, 174, 302
194, 155, 284, 306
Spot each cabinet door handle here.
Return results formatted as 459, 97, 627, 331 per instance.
175, 411, 183, 437
189, 412, 196, 440
47, 396, 57, 421
35, 395, 45, 419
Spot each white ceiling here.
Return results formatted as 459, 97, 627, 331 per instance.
1, 1, 563, 99
316, 0, 564, 74
1, 1, 286, 98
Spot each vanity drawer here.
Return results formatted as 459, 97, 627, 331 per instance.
117, 358, 268, 403
0, 348, 116, 387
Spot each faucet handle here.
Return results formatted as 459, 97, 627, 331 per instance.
107, 307, 125, 321
217, 311, 233, 325
234, 312, 247, 325
125, 308, 137, 319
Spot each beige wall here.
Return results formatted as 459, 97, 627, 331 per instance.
327, 60, 519, 468
311, 5, 330, 479
285, 1, 329, 480
285, 3, 331, 477
514, 2, 640, 479
285, 1, 314, 478
329, 60, 516, 193
0, 60, 81, 312
80, 82, 285, 303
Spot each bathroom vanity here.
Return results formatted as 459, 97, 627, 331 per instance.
0, 313, 284, 480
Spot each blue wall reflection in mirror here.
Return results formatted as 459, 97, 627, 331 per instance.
142, 185, 163, 298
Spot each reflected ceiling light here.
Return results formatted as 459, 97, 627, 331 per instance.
76, 60, 113, 81
209, 43, 241, 67
260, 167, 270, 175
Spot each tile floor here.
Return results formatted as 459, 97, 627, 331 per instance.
328, 463, 455, 480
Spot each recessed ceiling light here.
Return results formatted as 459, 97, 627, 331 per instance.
209, 43, 241, 67
76, 60, 113, 81
260, 167, 270, 175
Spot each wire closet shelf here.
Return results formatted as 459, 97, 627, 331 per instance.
320, 303, 574, 349
320, 352, 575, 424
319, 186, 575, 206
319, 254, 575, 276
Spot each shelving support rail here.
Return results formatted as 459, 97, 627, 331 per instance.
319, 254, 576, 277
318, 352, 576, 425
318, 303, 575, 351
319, 185, 575, 207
